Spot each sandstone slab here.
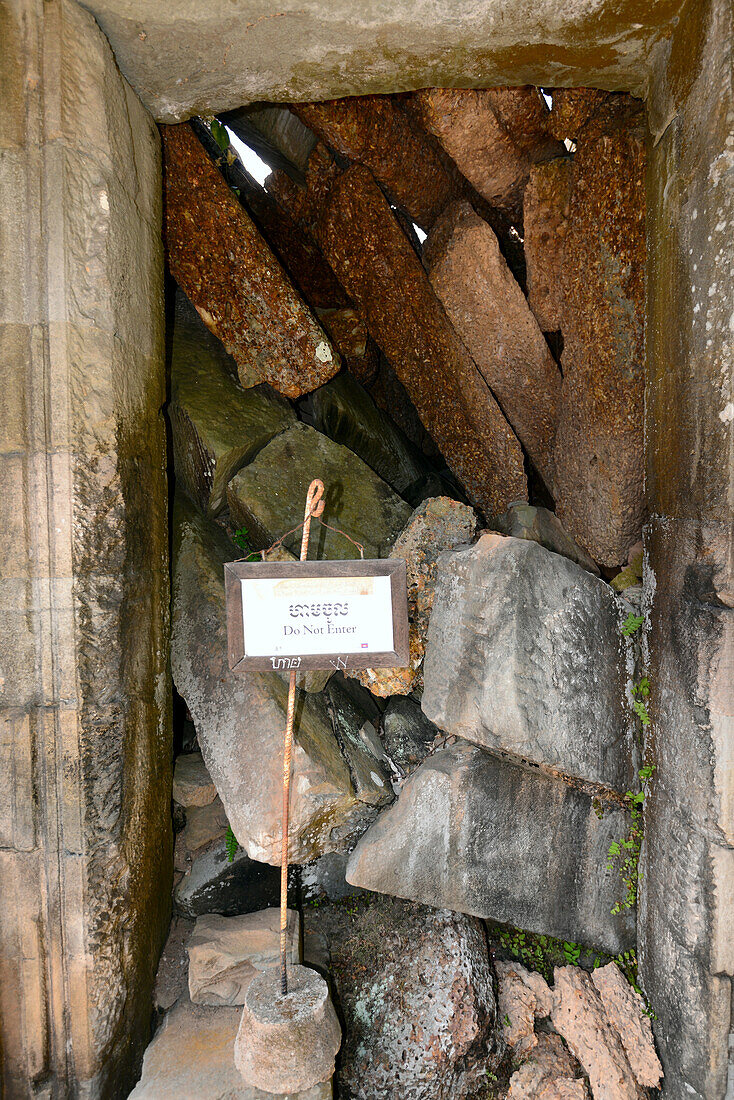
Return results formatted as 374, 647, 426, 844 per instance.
188, 909, 300, 1006
523, 158, 573, 333
508, 1033, 587, 1100
325, 895, 503, 1099
551, 966, 643, 1099
169, 291, 294, 515
591, 964, 662, 1087
346, 742, 635, 955
129, 997, 332, 1099
162, 123, 339, 398
171, 494, 379, 865
183, 797, 230, 854
227, 422, 412, 560
315, 164, 527, 517
173, 752, 217, 808
422, 533, 633, 793
424, 200, 561, 490
551, 116, 646, 566
294, 95, 461, 229
493, 501, 599, 574
173, 838, 280, 919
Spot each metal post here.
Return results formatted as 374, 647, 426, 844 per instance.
280, 479, 325, 994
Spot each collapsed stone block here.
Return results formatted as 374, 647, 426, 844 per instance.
188, 909, 300, 1007
591, 963, 663, 1088
227, 421, 412, 560
173, 838, 279, 919
162, 122, 340, 398
294, 95, 462, 228
172, 752, 217, 808
523, 158, 573, 334
346, 742, 635, 956
168, 292, 295, 515
315, 164, 527, 517
171, 494, 386, 865
493, 501, 599, 574
422, 533, 634, 793
424, 200, 562, 492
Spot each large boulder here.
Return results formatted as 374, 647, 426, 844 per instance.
171, 494, 386, 865
227, 422, 412, 560
314, 163, 527, 517
315, 895, 504, 1099
173, 838, 279, 919
162, 123, 340, 398
346, 742, 635, 956
299, 371, 445, 506
422, 533, 634, 794
168, 292, 294, 515
424, 201, 562, 493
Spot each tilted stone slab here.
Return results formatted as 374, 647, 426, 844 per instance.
227, 422, 412, 560
346, 742, 635, 956
424, 201, 562, 492
162, 122, 340, 398
422, 533, 634, 793
169, 292, 294, 515
523, 158, 573, 334
294, 95, 462, 229
315, 164, 527, 518
188, 909, 301, 1006
171, 494, 383, 866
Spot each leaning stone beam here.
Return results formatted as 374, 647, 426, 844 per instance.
424, 200, 562, 493
294, 95, 463, 229
315, 164, 527, 518
346, 742, 635, 956
0, 1, 170, 1094
162, 122, 340, 399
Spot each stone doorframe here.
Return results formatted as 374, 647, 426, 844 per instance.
1, 0, 731, 1096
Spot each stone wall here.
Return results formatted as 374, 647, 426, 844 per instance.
0, 1, 169, 1095
641, 0, 734, 1095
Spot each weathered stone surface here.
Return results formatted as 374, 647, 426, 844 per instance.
298, 372, 436, 505
381, 696, 438, 779
162, 122, 340, 398
0, 2, 170, 1094
154, 917, 194, 1013
325, 895, 503, 1099
493, 501, 599, 574
173, 839, 280, 919
485, 85, 563, 161
422, 534, 633, 793
316, 677, 394, 809
227, 422, 412, 560
168, 292, 294, 515
508, 1033, 587, 1100
236, 966, 341, 1093
346, 743, 635, 955
523, 158, 572, 333
129, 996, 332, 1099
183, 797, 230, 854
547, 88, 610, 140
173, 752, 217, 808
496, 961, 537, 1055
188, 909, 300, 1006
551, 966, 643, 1100
424, 201, 561, 490
551, 116, 646, 566
171, 494, 379, 865
315, 164, 527, 517
591, 963, 662, 1087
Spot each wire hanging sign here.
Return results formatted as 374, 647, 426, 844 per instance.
224, 478, 409, 993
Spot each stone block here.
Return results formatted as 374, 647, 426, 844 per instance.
171, 494, 382, 865
188, 909, 300, 1006
162, 122, 340, 398
183, 797, 230, 854
591, 963, 662, 1087
173, 752, 217, 808
227, 422, 412, 560
523, 158, 572, 333
168, 292, 294, 515
422, 533, 633, 793
424, 200, 561, 491
315, 163, 527, 518
507, 1033, 586, 1099
346, 742, 635, 955
294, 95, 462, 228
493, 501, 599, 574
173, 838, 280, 919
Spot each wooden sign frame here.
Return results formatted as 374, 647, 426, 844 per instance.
224, 557, 409, 674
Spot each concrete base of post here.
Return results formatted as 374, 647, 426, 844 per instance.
234, 964, 341, 1094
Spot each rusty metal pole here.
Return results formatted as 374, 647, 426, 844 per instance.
280, 479, 325, 994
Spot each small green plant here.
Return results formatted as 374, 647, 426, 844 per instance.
225, 824, 238, 863
621, 612, 644, 636
631, 677, 651, 726
606, 764, 656, 913
563, 941, 582, 966
232, 525, 260, 561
